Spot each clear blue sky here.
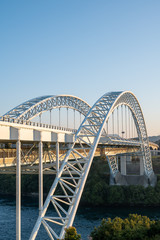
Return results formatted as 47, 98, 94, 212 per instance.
0, 0, 160, 136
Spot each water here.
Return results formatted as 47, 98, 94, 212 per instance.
0, 195, 160, 240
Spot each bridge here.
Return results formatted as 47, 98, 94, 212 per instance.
0, 91, 157, 240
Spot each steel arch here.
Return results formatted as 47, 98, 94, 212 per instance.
29, 91, 153, 240
106, 92, 153, 177
3, 95, 91, 120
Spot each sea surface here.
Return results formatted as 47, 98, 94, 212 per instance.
0, 195, 160, 240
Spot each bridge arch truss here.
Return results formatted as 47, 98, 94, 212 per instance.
29, 91, 154, 240
3, 95, 91, 121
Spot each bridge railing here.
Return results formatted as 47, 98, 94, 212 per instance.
0, 116, 77, 133
0, 117, 141, 145
150, 150, 160, 156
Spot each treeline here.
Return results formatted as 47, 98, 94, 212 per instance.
81, 157, 160, 206
0, 157, 160, 207
60, 214, 160, 240
91, 214, 160, 240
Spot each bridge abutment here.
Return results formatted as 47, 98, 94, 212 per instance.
120, 156, 126, 175
140, 157, 145, 175
148, 172, 157, 187
113, 173, 157, 187
110, 154, 157, 187
110, 173, 157, 188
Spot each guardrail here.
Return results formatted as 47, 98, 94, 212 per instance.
0, 116, 77, 133
150, 150, 160, 156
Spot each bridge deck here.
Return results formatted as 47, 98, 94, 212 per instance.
0, 119, 142, 174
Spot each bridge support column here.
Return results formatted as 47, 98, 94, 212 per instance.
126, 155, 132, 162
116, 156, 119, 170
39, 136, 43, 215
120, 156, 126, 175
56, 141, 59, 174
16, 131, 21, 240
140, 156, 144, 175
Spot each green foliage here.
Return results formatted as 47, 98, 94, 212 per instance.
0, 174, 16, 194
81, 157, 160, 207
21, 175, 38, 193
90, 214, 160, 240
81, 157, 110, 206
0, 174, 54, 196
107, 186, 125, 205
60, 227, 81, 240
1, 157, 160, 208
147, 220, 160, 238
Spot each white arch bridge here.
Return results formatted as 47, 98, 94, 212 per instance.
0, 91, 157, 240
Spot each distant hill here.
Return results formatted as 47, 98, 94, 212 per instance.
149, 135, 160, 143
148, 135, 160, 147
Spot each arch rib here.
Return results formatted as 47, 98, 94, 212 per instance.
3, 95, 91, 121
29, 91, 154, 240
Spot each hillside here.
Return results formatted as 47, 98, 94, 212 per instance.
149, 135, 160, 143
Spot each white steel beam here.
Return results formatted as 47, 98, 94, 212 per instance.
16, 130, 21, 240
56, 141, 59, 174
39, 133, 43, 215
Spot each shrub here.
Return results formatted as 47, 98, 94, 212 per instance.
90, 214, 160, 240
61, 226, 81, 240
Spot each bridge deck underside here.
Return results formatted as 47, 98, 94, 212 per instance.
0, 144, 140, 174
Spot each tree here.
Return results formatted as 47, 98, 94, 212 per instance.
90, 214, 159, 240
60, 227, 81, 240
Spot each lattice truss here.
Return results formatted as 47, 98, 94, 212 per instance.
3, 95, 91, 120
0, 143, 70, 174
114, 92, 153, 176
20, 144, 58, 173
106, 155, 118, 176
29, 91, 153, 240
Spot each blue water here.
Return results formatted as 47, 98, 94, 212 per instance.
0, 195, 160, 240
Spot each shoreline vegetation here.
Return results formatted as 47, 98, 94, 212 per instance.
62, 214, 160, 240
0, 156, 160, 207
1, 157, 160, 239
